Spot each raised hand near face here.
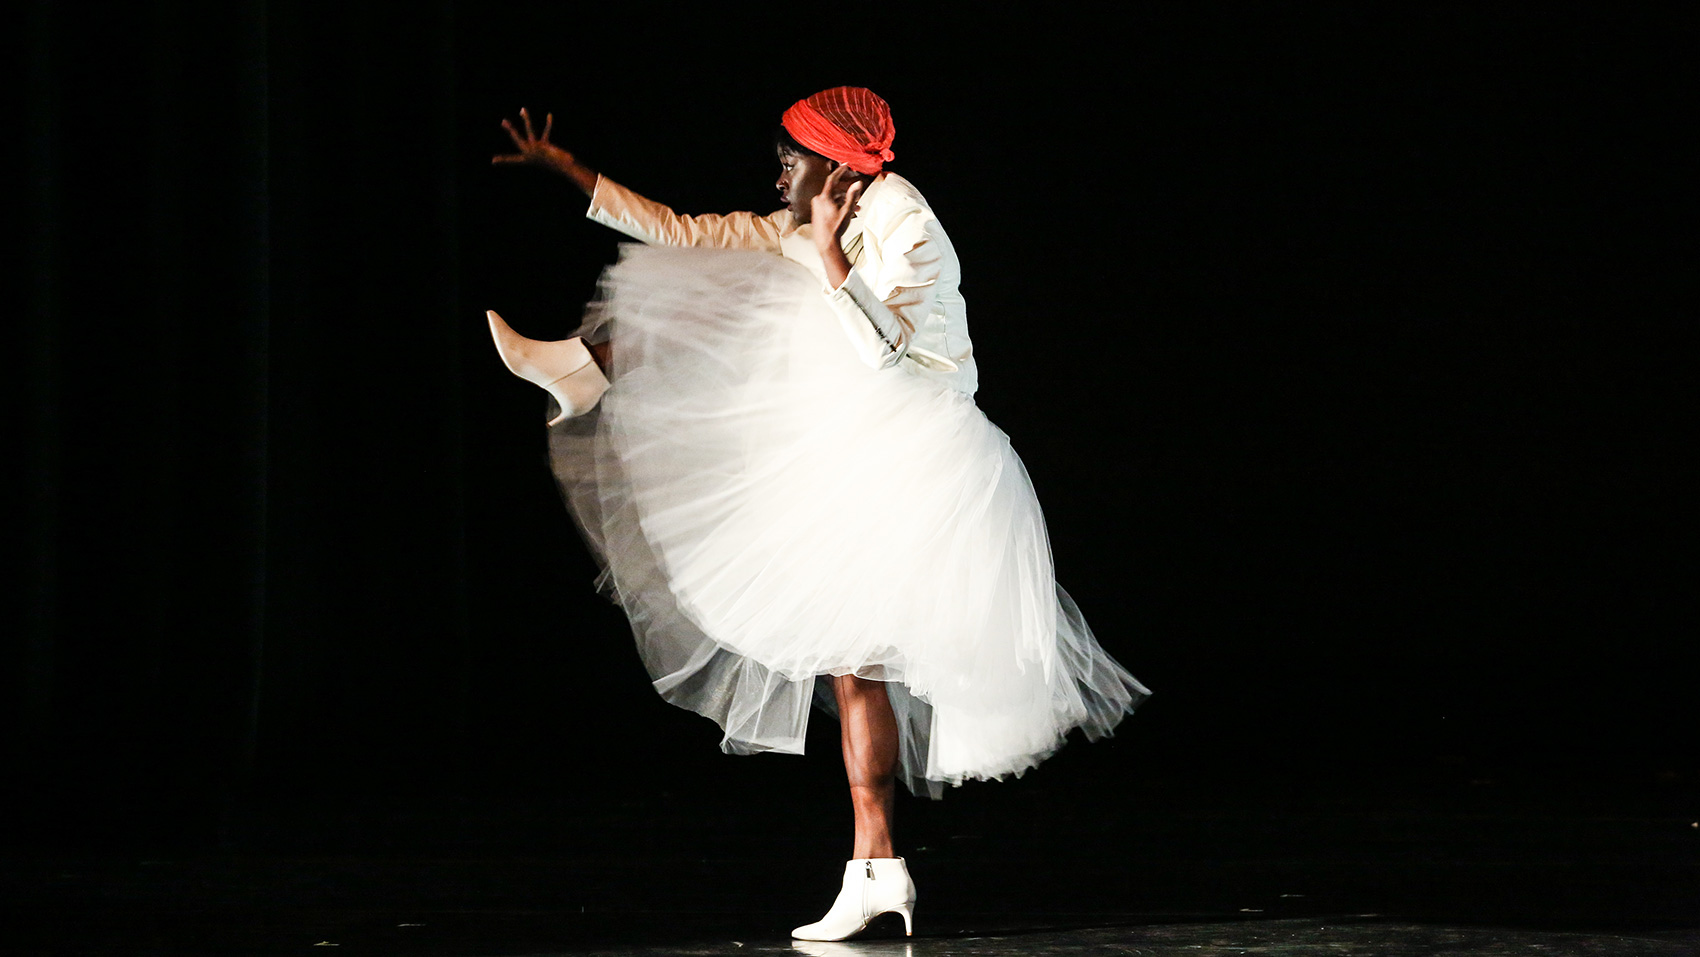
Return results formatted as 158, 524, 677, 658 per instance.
810, 163, 867, 254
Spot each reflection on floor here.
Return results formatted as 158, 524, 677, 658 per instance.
4, 767, 1696, 955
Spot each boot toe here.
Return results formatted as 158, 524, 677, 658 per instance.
791, 919, 861, 942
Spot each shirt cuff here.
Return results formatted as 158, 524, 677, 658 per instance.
585, 174, 658, 244
824, 271, 908, 369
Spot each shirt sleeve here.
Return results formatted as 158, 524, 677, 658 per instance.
821, 208, 941, 370
586, 175, 786, 252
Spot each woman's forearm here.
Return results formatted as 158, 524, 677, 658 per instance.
553, 154, 599, 197
819, 241, 853, 291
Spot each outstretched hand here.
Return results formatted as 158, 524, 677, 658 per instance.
811, 164, 866, 252
493, 107, 598, 196
493, 107, 566, 167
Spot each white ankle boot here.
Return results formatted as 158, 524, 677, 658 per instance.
486, 310, 609, 425
791, 857, 916, 941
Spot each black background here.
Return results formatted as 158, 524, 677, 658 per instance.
12, 2, 1692, 853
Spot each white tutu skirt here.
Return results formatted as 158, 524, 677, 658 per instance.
549, 245, 1149, 797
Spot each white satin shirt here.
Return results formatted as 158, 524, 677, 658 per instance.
586, 172, 978, 396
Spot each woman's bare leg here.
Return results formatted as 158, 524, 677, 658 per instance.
587, 340, 611, 373
833, 674, 898, 859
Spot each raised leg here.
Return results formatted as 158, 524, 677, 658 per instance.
832, 674, 898, 859
485, 311, 609, 423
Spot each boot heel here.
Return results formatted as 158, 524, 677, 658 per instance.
894, 901, 914, 936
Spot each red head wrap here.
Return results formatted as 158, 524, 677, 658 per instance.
780, 87, 896, 176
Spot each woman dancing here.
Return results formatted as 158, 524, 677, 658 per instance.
488, 87, 1149, 942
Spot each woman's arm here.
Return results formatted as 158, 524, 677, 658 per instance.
813, 176, 949, 371
587, 177, 786, 251
808, 166, 915, 367
494, 107, 784, 251
811, 165, 866, 291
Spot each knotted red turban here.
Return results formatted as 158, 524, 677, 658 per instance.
780, 87, 896, 176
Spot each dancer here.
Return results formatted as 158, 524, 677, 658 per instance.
489, 88, 1149, 942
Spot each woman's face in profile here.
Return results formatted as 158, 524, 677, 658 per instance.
775, 147, 835, 224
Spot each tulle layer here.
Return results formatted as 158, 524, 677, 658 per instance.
549, 246, 1148, 796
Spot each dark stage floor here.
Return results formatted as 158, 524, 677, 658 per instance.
5, 769, 1697, 956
